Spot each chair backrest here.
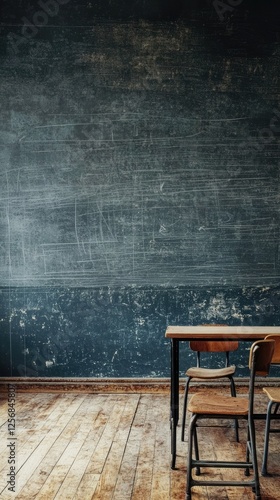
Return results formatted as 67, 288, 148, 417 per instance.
190, 340, 239, 368
190, 341, 239, 353
249, 339, 275, 376
248, 339, 275, 416
190, 324, 238, 353
264, 335, 280, 364
189, 325, 238, 367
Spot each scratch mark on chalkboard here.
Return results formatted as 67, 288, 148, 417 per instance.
74, 198, 81, 253
111, 350, 118, 362
21, 132, 204, 143
32, 116, 249, 126
96, 202, 116, 242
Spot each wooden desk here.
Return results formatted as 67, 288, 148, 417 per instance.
165, 325, 280, 469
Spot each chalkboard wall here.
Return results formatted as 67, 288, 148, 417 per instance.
1, 0, 280, 377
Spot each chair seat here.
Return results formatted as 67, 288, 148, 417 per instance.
186, 365, 236, 379
263, 387, 280, 403
188, 393, 248, 415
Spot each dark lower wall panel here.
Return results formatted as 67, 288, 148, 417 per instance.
1, 285, 280, 378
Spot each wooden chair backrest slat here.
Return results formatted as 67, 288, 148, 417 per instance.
190, 340, 239, 353
264, 335, 280, 364
249, 339, 275, 376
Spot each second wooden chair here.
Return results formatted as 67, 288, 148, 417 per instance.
181, 339, 239, 442
186, 339, 275, 500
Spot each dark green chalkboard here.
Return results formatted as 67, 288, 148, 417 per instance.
0, 0, 280, 377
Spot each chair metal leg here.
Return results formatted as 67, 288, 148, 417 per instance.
261, 400, 274, 476
181, 377, 191, 442
229, 376, 239, 442
248, 417, 261, 500
193, 423, 200, 476
171, 418, 177, 470
245, 425, 250, 476
186, 414, 198, 500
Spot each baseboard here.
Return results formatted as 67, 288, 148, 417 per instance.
0, 377, 171, 393
1, 376, 277, 393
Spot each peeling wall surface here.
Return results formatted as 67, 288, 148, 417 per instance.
0, 0, 280, 377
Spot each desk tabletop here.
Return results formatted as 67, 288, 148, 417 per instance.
165, 325, 280, 340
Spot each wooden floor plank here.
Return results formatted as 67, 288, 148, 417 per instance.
131, 395, 158, 500
92, 395, 140, 500
150, 395, 171, 500
0, 389, 279, 499
113, 396, 146, 500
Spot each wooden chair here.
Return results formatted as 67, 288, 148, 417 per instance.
261, 334, 280, 476
181, 339, 239, 442
186, 339, 275, 500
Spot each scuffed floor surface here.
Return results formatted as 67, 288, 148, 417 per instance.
0, 389, 279, 499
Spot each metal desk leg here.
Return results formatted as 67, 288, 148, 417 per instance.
170, 338, 179, 469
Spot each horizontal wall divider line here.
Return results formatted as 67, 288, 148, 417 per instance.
0, 377, 280, 393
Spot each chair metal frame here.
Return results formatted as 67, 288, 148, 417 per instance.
186, 339, 275, 500
181, 339, 239, 442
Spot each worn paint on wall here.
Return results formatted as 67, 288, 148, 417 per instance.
1, 285, 280, 377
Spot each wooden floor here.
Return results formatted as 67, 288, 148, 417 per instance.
0, 389, 280, 499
